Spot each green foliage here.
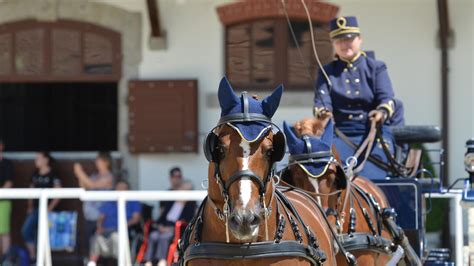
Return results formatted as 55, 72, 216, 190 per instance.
411, 143, 445, 232
425, 198, 446, 232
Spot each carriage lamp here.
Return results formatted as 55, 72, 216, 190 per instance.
465, 138, 474, 186
461, 139, 474, 206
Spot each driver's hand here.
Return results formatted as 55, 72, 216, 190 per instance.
368, 109, 387, 124
319, 111, 333, 130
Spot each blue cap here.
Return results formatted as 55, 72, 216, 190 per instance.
329, 16, 360, 39
283, 120, 334, 178
217, 77, 283, 142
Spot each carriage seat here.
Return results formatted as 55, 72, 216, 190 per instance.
390, 125, 442, 144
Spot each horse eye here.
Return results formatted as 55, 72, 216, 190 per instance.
265, 148, 274, 158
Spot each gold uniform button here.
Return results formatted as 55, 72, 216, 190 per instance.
348, 114, 353, 120
345, 79, 350, 83
359, 114, 363, 119
355, 90, 360, 95
353, 66, 357, 71
348, 64, 353, 68
346, 90, 351, 95
355, 78, 360, 83
343, 68, 348, 72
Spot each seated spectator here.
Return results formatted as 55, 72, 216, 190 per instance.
87, 179, 141, 266
74, 152, 115, 251
144, 170, 196, 266
0, 138, 13, 256
22, 152, 61, 261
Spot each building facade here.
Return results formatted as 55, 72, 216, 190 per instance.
0, 0, 472, 190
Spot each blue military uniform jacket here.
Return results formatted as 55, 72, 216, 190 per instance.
314, 52, 397, 179
314, 52, 395, 134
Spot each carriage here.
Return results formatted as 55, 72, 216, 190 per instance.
372, 125, 456, 265
175, 77, 466, 266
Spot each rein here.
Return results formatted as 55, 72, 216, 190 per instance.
335, 119, 378, 177
376, 129, 414, 177
335, 120, 415, 177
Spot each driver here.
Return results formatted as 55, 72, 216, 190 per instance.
314, 16, 397, 179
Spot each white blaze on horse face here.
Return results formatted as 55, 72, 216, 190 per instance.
239, 139, 252, 208
309, 178, 322, 206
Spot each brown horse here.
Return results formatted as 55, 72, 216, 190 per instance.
282, 117, 421, 265
179, 79, 337, 265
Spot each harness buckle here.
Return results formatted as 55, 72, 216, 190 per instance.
272, 175, 281, 185
345, 156, 358, 169
223, 196, 230, 216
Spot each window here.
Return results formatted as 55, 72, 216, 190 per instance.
0, 19, 121, 82
225, 19, 334, 91
0, 83, 118, 151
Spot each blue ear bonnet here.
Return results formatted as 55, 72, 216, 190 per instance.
217, 76, 283, 142
283, 120, 334, 178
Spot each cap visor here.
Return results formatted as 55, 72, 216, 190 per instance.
332, 32, 360, 40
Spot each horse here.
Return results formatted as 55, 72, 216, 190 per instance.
281, 117, 421, 265
178, 78, 338, 266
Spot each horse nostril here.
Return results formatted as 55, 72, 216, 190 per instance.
229, 210, 260, 228
249, 214, 261, 226
230, 213, 243, 226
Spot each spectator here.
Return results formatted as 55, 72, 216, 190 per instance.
0, 138, 13, 256
168, 167, 183, 190
22, 152, 61, 261
74, 152, 115, 251
87, 179, 141, 266
144, 178, 196, 266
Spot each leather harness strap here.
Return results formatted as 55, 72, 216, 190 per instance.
288, 150, 333, 163
182, 241, 323, 265
179, 190, 328, 266
277, 184, 358, 265
282, 144, 395, 258
340, 233, 392, 254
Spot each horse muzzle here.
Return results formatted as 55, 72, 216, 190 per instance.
228, 208, 261, 241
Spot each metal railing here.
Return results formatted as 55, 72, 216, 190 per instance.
0, 188, 207, 266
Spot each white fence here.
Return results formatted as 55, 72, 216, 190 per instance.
0, 188, 465, 266
0, 188, 207, 266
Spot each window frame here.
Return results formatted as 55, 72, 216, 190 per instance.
224, 18, 333, 91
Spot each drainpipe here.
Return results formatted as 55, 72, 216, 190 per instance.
437, 0, 450, 185
146, 0, 167, 50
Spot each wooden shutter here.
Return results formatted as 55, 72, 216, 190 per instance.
225, 19, 333, 91
0, 19, 121, 82
128, 80, 198, 153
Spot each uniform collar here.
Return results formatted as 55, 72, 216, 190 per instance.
337, 51, 365, 67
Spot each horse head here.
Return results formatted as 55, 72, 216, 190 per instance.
283, 118, 346, 208
204, 77, 285, 242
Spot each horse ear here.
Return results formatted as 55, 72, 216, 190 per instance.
321, 119, 334, 145
283, 121, 302, 153
262, 84, 283, 118
218, 76, 240, 113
